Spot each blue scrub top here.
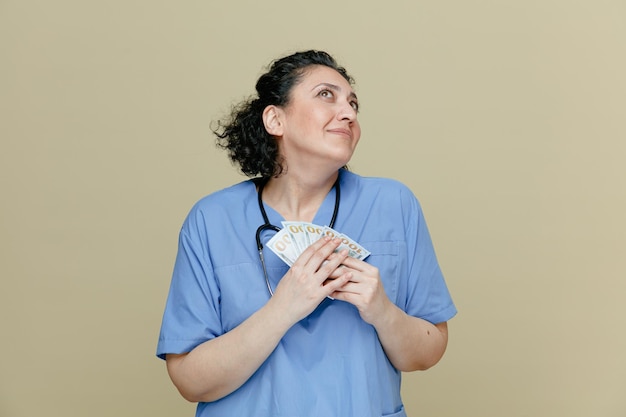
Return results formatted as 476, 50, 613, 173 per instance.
157, 169, 457, 417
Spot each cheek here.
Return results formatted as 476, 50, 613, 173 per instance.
353, 123, 362, 143
299, 111, 320, 131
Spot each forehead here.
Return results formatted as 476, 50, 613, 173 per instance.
295, 65, 354, 93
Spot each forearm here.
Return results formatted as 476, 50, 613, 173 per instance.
166, 299, 293, 403
166, 238, 352, 402
373, 302, 448, 372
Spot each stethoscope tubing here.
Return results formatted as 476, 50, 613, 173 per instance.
254, 175, 341, 296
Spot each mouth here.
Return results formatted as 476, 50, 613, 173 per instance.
327, 128, 353, 139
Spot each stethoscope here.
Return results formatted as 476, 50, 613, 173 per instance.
255, 176, 341, 296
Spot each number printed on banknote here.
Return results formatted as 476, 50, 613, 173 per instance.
267, 222, 370, 266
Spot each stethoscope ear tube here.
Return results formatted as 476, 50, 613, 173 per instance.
255, 175, 340, 240
255, 177, 281, 252
256, 222, 281, 252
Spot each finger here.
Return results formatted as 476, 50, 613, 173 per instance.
316, 249, 349, 278
329, 289, 357, 304
320, 245, 349, 277
306, 238, 345, 271
336, 255, 367, 271
331, 281, 361, 294
293, 236, 339, 267
323, 271, 352, 294
338, 257, 379, 277
327, 264, 354, 279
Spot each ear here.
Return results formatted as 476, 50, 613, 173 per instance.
262, 105, 284, 137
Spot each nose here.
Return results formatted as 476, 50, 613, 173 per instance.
337, 100, 358, 123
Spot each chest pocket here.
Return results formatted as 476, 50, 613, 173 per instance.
216, 262, 277, 333
363, 241, 401, 304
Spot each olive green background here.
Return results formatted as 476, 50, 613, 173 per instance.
1, 1, 625, 416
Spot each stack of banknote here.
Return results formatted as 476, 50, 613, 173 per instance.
267, 221, 370, 266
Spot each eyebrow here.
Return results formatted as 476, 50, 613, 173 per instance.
313, 82, 358, 101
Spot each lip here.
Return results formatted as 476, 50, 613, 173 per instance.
327, 128, 353, 139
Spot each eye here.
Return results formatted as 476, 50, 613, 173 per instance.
318, 89, 334, 99
350, 100, 360, 112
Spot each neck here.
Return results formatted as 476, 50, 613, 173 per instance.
262, 170, 339, 222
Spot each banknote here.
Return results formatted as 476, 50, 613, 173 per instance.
281, 221, 309, 254
266, 228, 298, 266
282, 221, 325, 250
322, 226, 371, 260
266, 222, 370, 266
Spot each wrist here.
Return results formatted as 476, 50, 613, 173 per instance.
370, 298, 401, 330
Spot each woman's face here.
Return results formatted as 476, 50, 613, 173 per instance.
274, 65, 361, 173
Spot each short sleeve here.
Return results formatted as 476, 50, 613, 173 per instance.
401, 187, 457, 324
156, 211, 223, 360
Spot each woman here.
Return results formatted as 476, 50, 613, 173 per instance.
157, 50, 456, 417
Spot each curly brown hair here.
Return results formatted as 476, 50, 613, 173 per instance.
213, 50, 354, 178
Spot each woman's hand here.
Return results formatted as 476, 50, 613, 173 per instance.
326, 257, 393, 326
328, 257, 449, 371
270, 236, 352, 325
